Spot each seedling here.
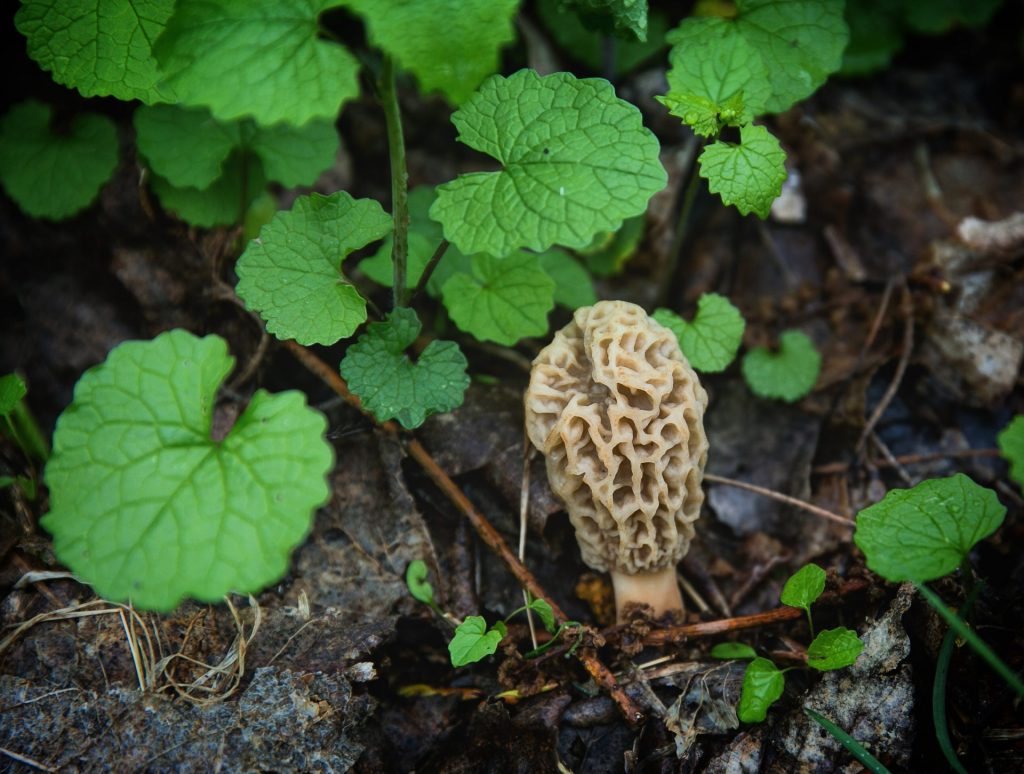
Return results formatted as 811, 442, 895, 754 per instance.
404, 560, 579, 667
998, 415, 1024, 487
714, 562, 865, 723
0, 373, 47, 498
658, 0, 849, 217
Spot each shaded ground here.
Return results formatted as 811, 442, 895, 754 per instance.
2, 5, 1024, 773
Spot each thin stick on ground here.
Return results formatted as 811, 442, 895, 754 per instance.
823, 277, 894, 426
284, 339, 647, 724
813, 447, 1001, 475
643, 578, 869, 645
519, 439, 538, 651
856, 282, 914, 454
0, 747, 56, 773
703, 472, 854, 526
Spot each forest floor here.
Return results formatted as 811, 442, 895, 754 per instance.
1, 5, 1023, 773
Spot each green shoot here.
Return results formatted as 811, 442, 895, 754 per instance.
803, 706, 893, 774
780, 563, 826, 637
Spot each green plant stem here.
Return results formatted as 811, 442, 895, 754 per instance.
804, 707, 892, 773
657, 138, 705, 308
379, 55, 409, 309
408, 239, 449, 305
5, 404, 48, 462
932, 581, 983, 774
916, 581, 1024, 697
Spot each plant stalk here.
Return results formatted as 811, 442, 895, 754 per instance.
379, 55, 409, 308
657, 137, 705, 308
932, 581, 982, 774
409, 239, 449, 305
916, 581, 1024, 697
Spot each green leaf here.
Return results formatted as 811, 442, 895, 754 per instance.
154, 0, 360, 127
527, 597, 557, 634
579, 215, 646, 277
0, 101, 118, 221
41, 330, 333, 611
339, 308, 469, 430
537, 249, 597, 310
135, 105, 238, 190
854, 474, 1006, 583
0, 374, 28, 418
560, 0, 649, 41
807, 627, 865, 671
449, 616, 507, 667
441, 252, 556, 345
840, 0, 905, 77
653, 293, 745, 373
738, 657, 785, 723
903, 0, 1002, 34
359, 186, 473, 296
405, 559, 437, 607
657, 91, 747, 138
0, 476, 15, 490
15, 0, 175, 103
997, 415, 1024, 488
431, 70, 667, 257
536, 0, 669, 73
698, 123, 787, 219
780, 563, 826, 612
742, 329, 821, 402
248, 120, 340, 187
149, 151, 266, 228
711, 642, 758, 660
236, 192, 391, 345
135, 105, 340, 190
666, 31, 769, 120
344, 0, 519, 104
667, 0, 848, 116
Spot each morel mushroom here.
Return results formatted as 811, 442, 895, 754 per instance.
525, 300, 708, 621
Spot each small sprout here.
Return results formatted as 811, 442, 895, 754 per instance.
711, 642, 758, 660
449, 617, 507, 667
781, 562, 826, 635
738, 657, 786, 723
998, 415, 1024, 488
525, 596, 557, 634
807, 627, 864, 671
0, 374, 27, 418
742, 329, 821, 402
654, 293, 746, 373
405, 560, 438, 609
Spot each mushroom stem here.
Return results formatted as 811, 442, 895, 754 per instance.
610, 566, 684, 622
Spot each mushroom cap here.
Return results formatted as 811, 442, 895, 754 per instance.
525, 300, 708, 575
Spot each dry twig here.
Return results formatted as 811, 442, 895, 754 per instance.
703, 472, 853, 526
